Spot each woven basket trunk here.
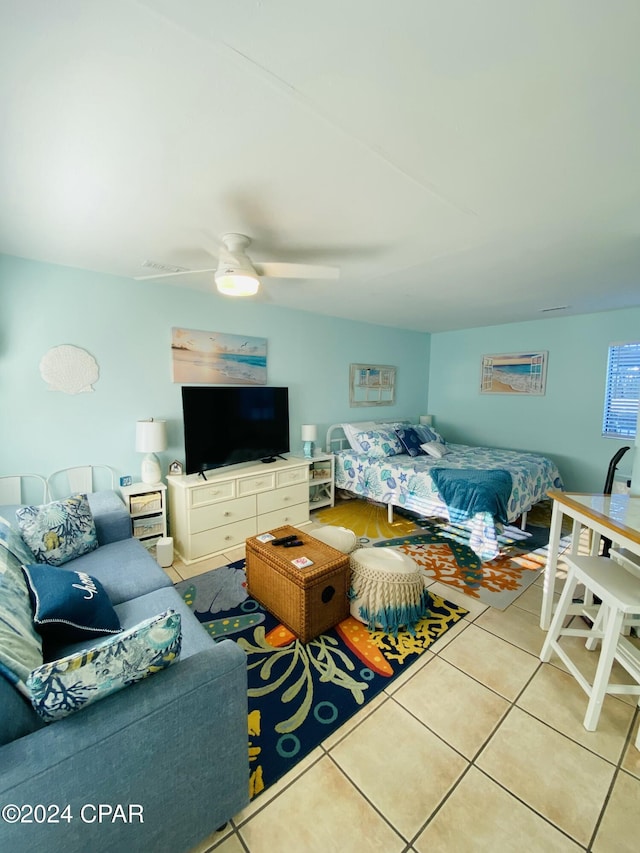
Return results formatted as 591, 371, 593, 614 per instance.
245, 525, 350, 642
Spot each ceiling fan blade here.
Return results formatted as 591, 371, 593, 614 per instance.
134, 268, 217, 281
254, 262, 340, 280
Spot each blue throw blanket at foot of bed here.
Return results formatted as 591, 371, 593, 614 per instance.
430, 468, 512, 524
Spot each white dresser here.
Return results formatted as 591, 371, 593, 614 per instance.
167, 458, 310, 564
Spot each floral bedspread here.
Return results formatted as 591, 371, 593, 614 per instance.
333, 443, 564, 561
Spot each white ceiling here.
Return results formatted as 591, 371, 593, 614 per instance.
2, 1, 639, 332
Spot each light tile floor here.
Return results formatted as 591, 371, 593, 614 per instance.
172, 543, 640, 853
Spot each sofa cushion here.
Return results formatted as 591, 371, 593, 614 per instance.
65, 538, 173, 605
87, 490, 132, 545
22, 564, 121, 643
111, 587, 214, 661
24, 610, 182, 722
16, 495, 99, 566
0, 673, 45, 746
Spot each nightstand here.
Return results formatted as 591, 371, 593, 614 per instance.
307, 454, 335, 509
120, 482, 167, 549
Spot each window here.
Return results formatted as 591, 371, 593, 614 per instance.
602, 342, 640, 439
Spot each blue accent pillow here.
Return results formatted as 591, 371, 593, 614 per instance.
395, 426, 425, 457
22, 564, 121, 642
414, 424, 446, 446
24, 610, 182, 721
16, 495, 99, 566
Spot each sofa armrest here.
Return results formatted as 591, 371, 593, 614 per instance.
0, 640, 249, 853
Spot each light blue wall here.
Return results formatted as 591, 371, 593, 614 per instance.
428, 309, 640, 492
0, 254, 430, 483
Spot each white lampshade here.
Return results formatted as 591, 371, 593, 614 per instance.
419, 414, 434, 426
136, 419, 167, 484
301, 424, 318, 442
136, 419, 167, 453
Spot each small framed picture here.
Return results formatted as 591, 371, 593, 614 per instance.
168, 460, 184, 475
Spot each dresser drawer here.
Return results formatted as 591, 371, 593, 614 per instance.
276, 466, 308, 487
257, 502, 309, 533
257, 482, 308, 515
189, 480, 235, 507
190, 495, 256, 535
191, 518, 258, 559
237, 472, 276, 497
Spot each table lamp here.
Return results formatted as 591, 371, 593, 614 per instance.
419, 415, 434, 426
136, 418, 167, 483
301, 424, 317, 459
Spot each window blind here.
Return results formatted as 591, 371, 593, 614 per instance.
602, 342, 640, 439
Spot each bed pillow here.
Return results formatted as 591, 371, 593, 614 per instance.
414, 424, 446, 446
421, 441, 449, 459
22, 564, 121, 643
395, 426, 426, 457
341, 422, 379, 450
353, 428, 404, 458
22, 610, 182, 722
16, 494, 99, 566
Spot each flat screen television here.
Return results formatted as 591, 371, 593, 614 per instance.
181, 386, 290, 475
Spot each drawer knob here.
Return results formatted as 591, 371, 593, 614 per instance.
224, 511, 231, 517
224, 535, 232, 541
283, 496, 290, 502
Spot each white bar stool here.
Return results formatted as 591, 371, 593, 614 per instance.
539, 554, 640, 731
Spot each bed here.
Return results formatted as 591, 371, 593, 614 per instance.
326, 419, 564, 561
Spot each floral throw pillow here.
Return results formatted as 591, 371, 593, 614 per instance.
16, 495, 98, 566
24, 610, 182, 722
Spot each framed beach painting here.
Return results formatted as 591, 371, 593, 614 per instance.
480, 351, 547, 395
171, 328, 267, 385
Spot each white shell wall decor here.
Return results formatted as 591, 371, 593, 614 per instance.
39, 345, 99, 394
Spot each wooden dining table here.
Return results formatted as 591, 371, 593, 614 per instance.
540, 490, 640, 630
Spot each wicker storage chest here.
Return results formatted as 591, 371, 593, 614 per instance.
245, 525, 350, 642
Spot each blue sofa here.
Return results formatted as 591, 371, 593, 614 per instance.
0, 491, 249, 853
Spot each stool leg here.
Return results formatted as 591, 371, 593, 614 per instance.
585, 603, 604, 652
583, 605, 625, 731
540, 570, 578, 662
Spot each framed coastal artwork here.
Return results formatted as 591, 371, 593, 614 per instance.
480, 351, 548, 395
349, 363, 396, 406
171, 328, 267, 385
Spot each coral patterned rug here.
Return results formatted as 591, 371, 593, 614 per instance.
174, 562, 467, 801
313, 498, 570, 609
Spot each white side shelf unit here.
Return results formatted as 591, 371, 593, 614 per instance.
167, 457, 310, 565
120, 482, 168, 550
307, 454, 335, 510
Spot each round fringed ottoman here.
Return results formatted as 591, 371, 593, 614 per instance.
306, 524, 358, 554
348, 547, 430, 635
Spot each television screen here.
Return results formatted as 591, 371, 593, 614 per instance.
181, 386, 290, 475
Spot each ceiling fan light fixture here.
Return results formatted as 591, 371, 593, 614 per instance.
214, 270, 260, 297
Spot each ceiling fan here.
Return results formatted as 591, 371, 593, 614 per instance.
135, 233, 340, 297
